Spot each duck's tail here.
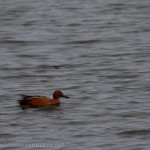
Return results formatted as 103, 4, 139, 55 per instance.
16, 98, 29, 110
16, 95, 30, 105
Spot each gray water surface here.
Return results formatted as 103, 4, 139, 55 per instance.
1, 0, 150, 149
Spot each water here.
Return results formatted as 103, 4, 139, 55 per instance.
0, 0, 150, 149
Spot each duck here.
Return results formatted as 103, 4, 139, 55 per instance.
17, 90, 69, 109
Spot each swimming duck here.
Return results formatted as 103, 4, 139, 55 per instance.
17, 90, 69, 109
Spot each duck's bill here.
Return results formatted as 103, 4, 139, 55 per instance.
62, 95, 69, 98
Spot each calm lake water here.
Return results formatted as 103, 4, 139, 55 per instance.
1, 0, 150, 149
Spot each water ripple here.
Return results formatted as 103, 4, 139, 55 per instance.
1, 0, 150, 150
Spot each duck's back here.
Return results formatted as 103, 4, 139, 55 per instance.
27, 96, 52, 107
17, 95, 60, 109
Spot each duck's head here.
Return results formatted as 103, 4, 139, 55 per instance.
53, 90, 69, 99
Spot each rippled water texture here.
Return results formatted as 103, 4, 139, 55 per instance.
1, 0, 150, 149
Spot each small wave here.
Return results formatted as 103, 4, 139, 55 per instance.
118, 128, 150, 136
0, 40, 46, 45
67, 39, 101, 44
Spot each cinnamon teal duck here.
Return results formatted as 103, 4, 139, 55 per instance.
17, 90, 69, 109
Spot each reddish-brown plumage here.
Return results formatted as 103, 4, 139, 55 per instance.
17, 90, 69, 109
